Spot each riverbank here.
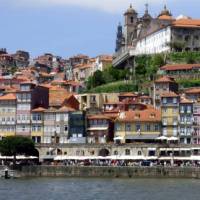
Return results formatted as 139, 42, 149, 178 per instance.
16, 166, 200, 179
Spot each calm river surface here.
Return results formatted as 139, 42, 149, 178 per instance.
0, 178, 200, 200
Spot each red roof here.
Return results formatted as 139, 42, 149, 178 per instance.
160, 64, 200, 71
180, 97, 193, 104
116, 109, 161, 123
161, 92, 179, 97
119, 92, 138, 97
32, 107, 46, 112
155, 76, 176, 83
0, 93, 16, 100
185, 88, 200, 94
87, 114, 112, 120
173, 19, 200, 28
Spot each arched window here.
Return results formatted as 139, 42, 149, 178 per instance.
99, 149, 110, 157
125, 149, 131, 155
130, 16, 134, 23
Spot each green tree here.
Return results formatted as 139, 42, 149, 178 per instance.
147, 54, 165, 80
0, 136, 38, 167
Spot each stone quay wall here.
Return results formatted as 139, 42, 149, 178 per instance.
19, 166, 200, 179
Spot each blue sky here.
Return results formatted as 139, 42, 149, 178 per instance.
0, 0, 199, 58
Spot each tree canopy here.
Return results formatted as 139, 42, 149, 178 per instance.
0, 136, 38, 158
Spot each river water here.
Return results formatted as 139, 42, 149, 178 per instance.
0, 178, 200, 200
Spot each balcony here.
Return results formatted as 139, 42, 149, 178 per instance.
112, 47, 136, 67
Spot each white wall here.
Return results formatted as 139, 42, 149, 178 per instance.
136, 26, 171, 55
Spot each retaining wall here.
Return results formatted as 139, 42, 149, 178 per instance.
19, 166, 200, 179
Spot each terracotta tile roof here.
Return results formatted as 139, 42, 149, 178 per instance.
0, 93, 16, 100
138, 95, 152, 99
87, 114, 112, 120
32, 107, 46, 112
161, 92, 179, 97
119, 92, 138, 97
185, 88, 200, 94
160, 64, 200, 71
103, 112, 119, 119
180, 97, 193, 104
49, 87, 73, 107
65, 80, 82, 86
45, 107, 58, 113
74, 63, 92, 69
155, 76, 176, 83
158, 15, 174, 20
39, 84, 52, 89
58, 106, 75, 112
72, 54, 89, 59
173, 19, 200, 28
116, 108, 161, 123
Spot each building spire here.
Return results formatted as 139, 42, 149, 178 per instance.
145, 3, 149, 14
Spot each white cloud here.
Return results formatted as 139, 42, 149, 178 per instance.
13, 0, 172, 13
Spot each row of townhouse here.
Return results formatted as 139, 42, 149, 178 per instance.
0, 82, 86, 144
0, 76, 200, 146
85, 91, 200, 145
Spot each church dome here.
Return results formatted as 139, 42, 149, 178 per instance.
158, 5, 172, 18
124, 4, 137, 15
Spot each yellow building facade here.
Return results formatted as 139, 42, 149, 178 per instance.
0, 93, 16, 138
114, 108, 161, 143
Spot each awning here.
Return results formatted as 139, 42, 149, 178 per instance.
148, 148, 157, 151
54, 156, 111, 161
159, 157, 191, 160
191, 156, 200, 161
179, 148, 191, 151
0, 156, 38, 159
125, 134, 158, 140
109, 155, 145, 160
167, 136, 179, 141
145, 156, 158, 160
40, 155, 55, 160
191, 147, 200, 150
87, 127, 108, 131
156, 136, 168, 140
114, 136, 124, 140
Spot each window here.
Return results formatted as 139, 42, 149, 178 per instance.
138, 151, 142, 156
64, 125, 68, 132
185, 35, 190, 41
116, 123, 121, 131
173, 98, 177, 104
146, 124, 151, 131
163, 98, 167, 104
173, 128, 177, 136
130, 16, 134, 23
125, 149, 130, 155
154, 124, 159, 131
173, 108, 177, 114
125, 123, 131, 132
114, 150, 118, 155
136, 124, 141, 132
187, 106, 191, 113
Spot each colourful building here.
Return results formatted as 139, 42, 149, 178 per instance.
179, 97, 193, 144
0, 93, 16, 138
193, 101, 200, 144
152, 76, 179, 108
114, 107, 161, 143
87, 114, 114, 144
161, 92, 180, 137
